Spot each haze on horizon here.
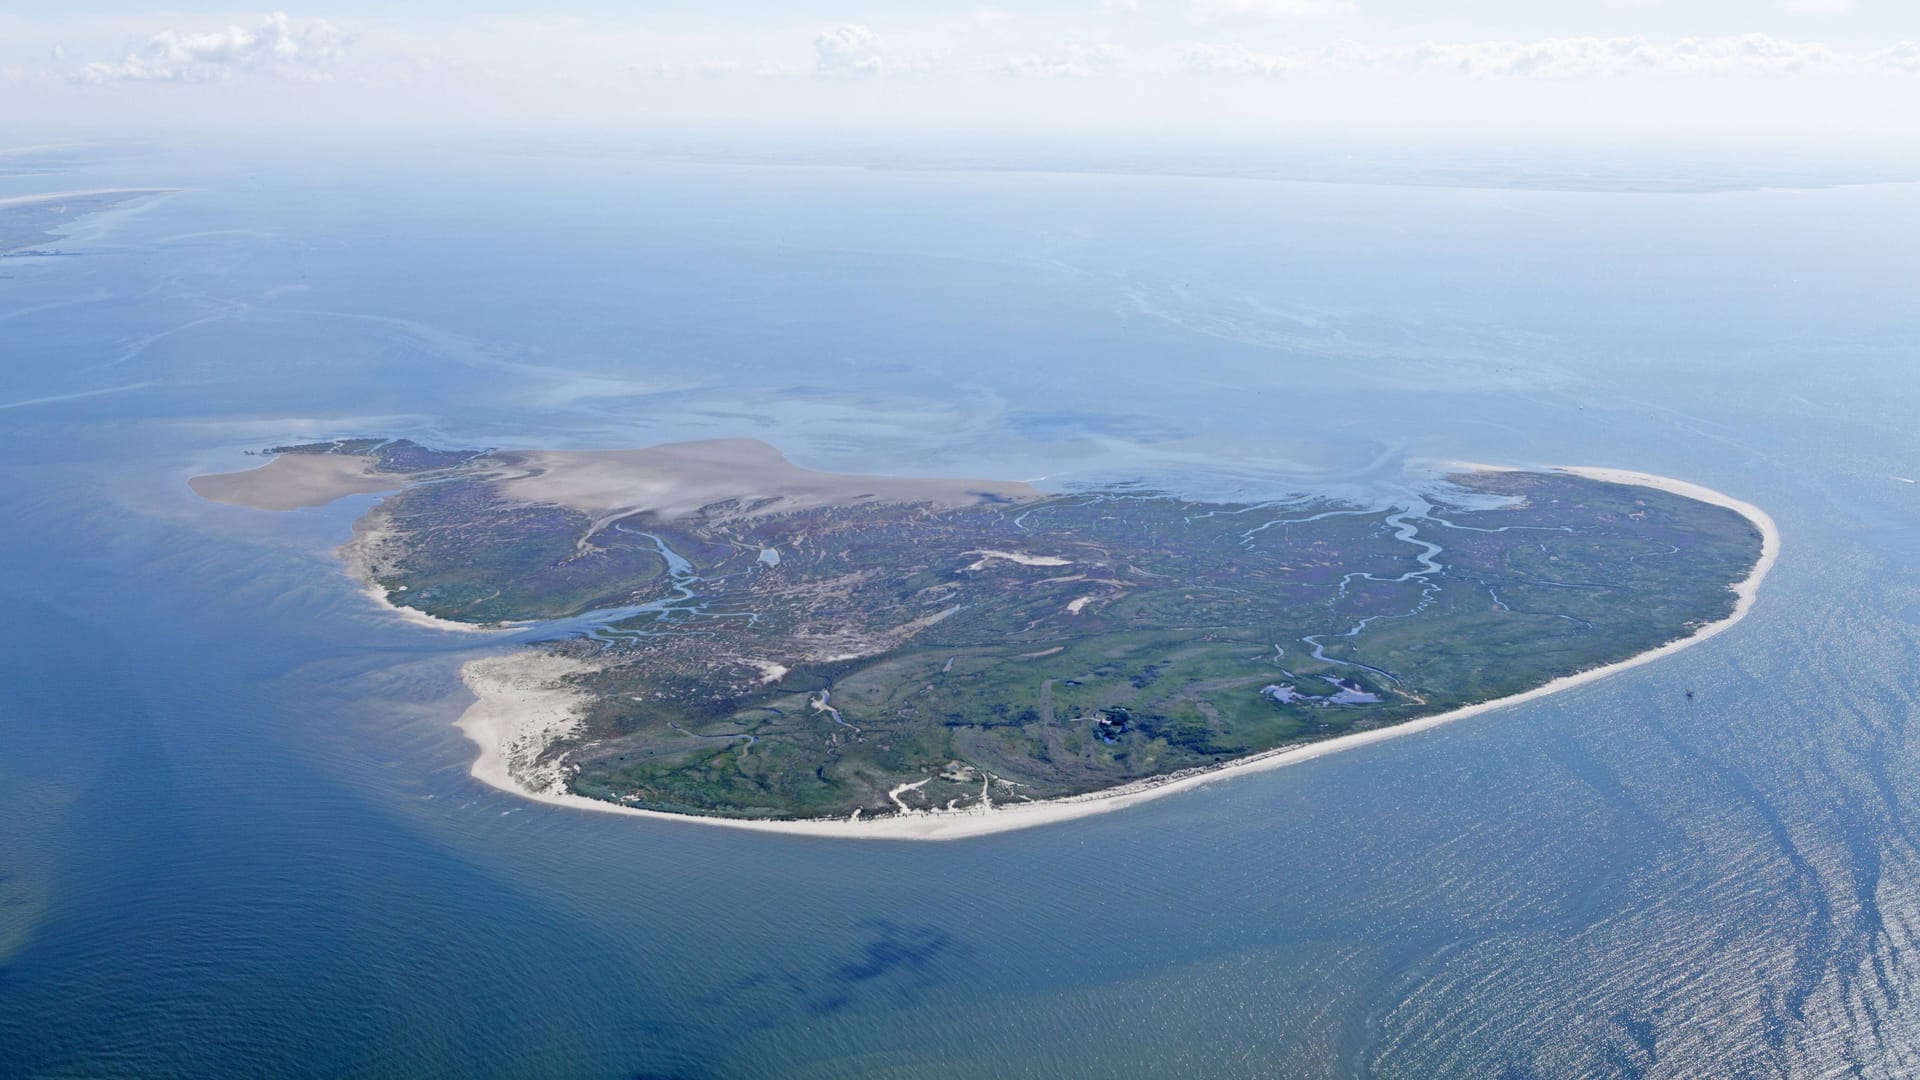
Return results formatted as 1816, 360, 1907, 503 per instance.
2, 0, 1917, 147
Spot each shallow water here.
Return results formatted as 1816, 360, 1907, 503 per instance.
3, 139, 1919, 1077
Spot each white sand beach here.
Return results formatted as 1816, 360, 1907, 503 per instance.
457, 653, 603, 798
448, 465, 1781, 841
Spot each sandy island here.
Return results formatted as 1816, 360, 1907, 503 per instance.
446, 464, 1778, 841
189, 448, 1781, 839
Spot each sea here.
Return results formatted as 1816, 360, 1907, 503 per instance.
2, 136, 1918, 1077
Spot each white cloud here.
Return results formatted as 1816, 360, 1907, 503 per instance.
77, 12, 350, 83
999, 43, 1129, 78
809, 23, 943, 77
8, 8, 1913, 139
1182, 42, 1307, 76
1879, 42, 1920, 71
814, 23, 885, 76
1183, 33, 1916, 79
1193, 0, 1358, 20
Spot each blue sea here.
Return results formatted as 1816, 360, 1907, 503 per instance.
3, 137, 1918, 1077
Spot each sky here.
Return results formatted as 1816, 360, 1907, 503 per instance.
1, 2, 1916, 142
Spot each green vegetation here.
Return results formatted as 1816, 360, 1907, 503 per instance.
369, 481, 670, 623
265, 437, 484, 474
274, 441, 1766, 820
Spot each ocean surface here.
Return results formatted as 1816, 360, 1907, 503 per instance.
3, 138, 1918, 1077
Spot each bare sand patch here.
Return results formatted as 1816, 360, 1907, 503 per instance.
458, 653, 602, 798
962, 550, 1073, 569
190, 454, 407, 512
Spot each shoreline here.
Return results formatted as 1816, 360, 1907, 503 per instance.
337, 514, 510, 635
358, 581, 509, 634
448, 464, 1781, 841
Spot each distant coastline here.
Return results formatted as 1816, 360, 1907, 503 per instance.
441, 464, 1778, 841
0, 188, 176, 255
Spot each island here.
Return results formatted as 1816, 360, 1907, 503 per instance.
191, 438, 1775, 838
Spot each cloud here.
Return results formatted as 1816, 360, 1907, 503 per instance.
77, 12, 350, 83
1193, 0, 1358, 20
809, 23, 942, 77
999, 43, 1129, 78
1183, 33, 1918, 79
1182, 43, 1307, 76
1879, 42, 1920, 71
814, 23, 885, 76
1778, 0, 1852, 12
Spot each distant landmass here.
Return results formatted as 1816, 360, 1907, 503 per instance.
192, 438, 1770, 835
0, 189, 167, 256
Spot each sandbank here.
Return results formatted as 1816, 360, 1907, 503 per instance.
447, 464, 1779, 841
0, 188, 173, 209
191, 454, 407, 512
496, 439, 1040, 523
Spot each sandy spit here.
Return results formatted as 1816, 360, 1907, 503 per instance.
190, 454, 407, 512
449, 465, 1780, 841
457, 653, 602, 797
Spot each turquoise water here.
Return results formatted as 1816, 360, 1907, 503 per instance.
3, 140, 1919, 1076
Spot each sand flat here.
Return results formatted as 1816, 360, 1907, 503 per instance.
190, 454, 407, 512
496, 438, 1040, 522
0, 188, 172, 209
